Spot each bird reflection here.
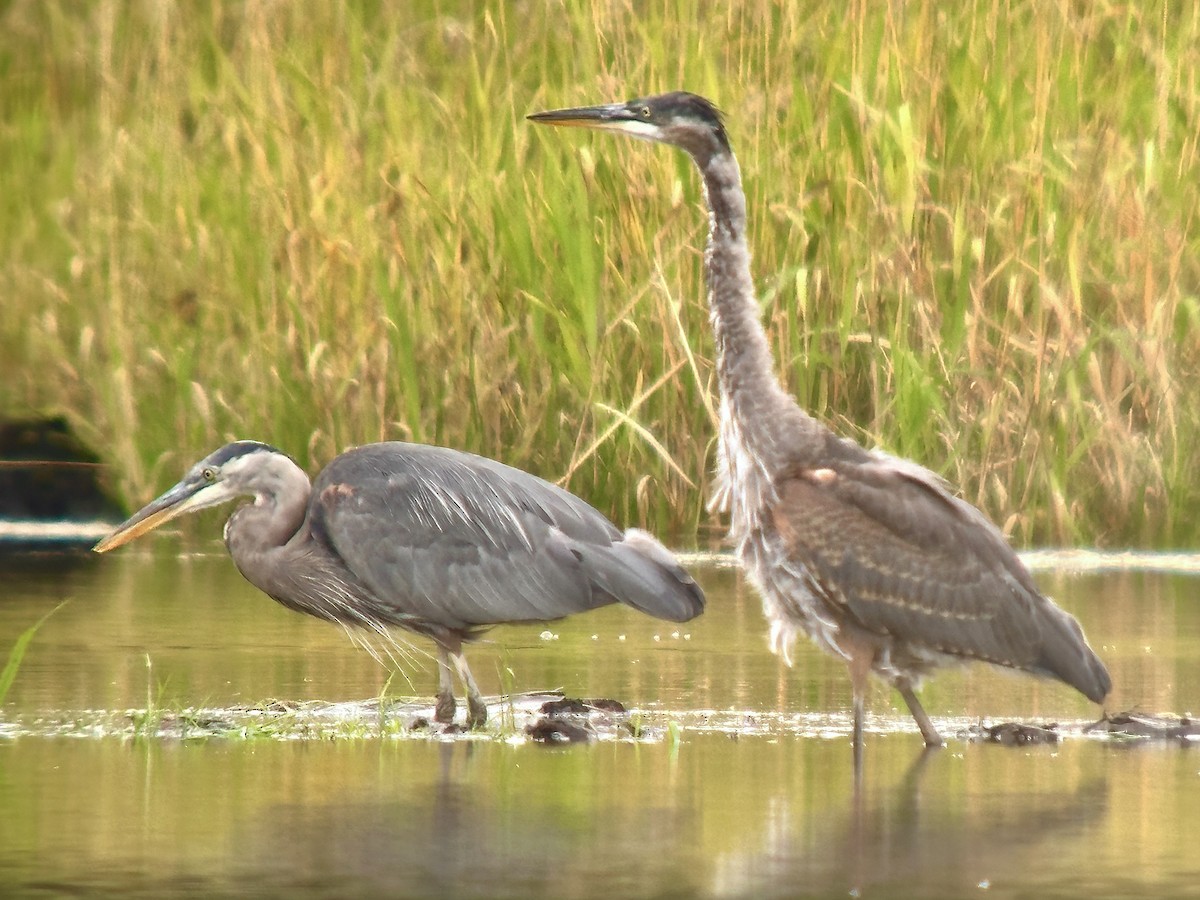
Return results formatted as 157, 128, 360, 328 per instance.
711, 746, 1107, 897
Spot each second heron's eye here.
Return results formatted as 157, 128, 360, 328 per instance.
640, 105, 652, 118
202, 467, 216, 482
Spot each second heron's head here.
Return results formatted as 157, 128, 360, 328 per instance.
528, 91, 730, 160
93, 441, 294, 553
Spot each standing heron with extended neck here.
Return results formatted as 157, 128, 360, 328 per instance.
94, 440, 704, 727
530, 92, 1111, 754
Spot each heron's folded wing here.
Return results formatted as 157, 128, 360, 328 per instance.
772, 459, 1047, 671
308, 444, 620, 630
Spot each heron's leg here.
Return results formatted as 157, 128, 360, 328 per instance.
434, 645, 457, 724
896, 680, 943, 748
852, 687, 865, 784
844, 644, 872, 768
450, 650, 488, 728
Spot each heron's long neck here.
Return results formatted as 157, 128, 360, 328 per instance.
698, 149, 808, 469
225, 465, 311, 596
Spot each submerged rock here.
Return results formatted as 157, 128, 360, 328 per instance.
526, 696, 631, 745
1084, 711, 1199, 743
967, 722, 1060, 745
526, 718, 595, 744
538, 697, 627, 716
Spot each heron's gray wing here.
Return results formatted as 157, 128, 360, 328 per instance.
309, 443, 701, 631
771, 458, 1108, 698
571, 526, 704, 622
439, 450, 702, 621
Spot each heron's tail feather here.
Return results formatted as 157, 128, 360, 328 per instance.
1033, 604, 1112, 704
583, 528, 705, 623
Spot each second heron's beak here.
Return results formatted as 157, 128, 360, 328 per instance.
527, 101, 657, 139
93, 475, 235, 553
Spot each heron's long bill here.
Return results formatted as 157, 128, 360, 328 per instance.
527, 102, 652, 137
93, 478, 213, 553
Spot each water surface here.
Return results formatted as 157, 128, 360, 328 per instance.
1, 543, 1196, 897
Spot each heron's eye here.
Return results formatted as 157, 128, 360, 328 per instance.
202, 467, 216, 482
640, 105, 652, 118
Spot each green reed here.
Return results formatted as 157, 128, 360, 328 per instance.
2, 1, 1198, 546
0, 601, 66, 707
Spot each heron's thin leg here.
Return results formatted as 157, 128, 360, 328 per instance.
852, 689, 865, 776
896, 680, 943, 748
843, 644, 872, 768
450, 650, 488, 728
434, 645, 457, 724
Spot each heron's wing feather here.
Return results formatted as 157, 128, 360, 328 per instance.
771, 457, 1091, 682
574, 527, 704, 623
309, 443, 701, 630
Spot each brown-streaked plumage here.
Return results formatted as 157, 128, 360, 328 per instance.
530, 91, 1110, 754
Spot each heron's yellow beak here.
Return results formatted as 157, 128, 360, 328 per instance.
527, 102, 655, 137
93, 477, 225, 553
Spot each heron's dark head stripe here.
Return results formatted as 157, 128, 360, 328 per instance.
645, 91, 725, 127
637, 91, 730, 152
206, 440, 288, 467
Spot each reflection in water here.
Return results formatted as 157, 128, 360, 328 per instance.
225, 742, 700, 897
711, 748, 1107, 898
0, 716, 1195, 897
0, 550, 1197, 896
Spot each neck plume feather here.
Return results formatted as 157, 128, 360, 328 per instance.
698, 150, 811, 474
225, 461, 312, 596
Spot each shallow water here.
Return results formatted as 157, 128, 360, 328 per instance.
1, 543, 1197, 897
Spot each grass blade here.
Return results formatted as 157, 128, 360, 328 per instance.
0, 601, 68, 707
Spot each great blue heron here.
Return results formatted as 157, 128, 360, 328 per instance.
94, 440, 704, 727
530, 92, 1111, 751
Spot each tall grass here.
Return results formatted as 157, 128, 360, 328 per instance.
2, 0, 1198, 546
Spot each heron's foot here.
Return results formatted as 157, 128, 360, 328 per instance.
434, 691, 456, 724
466, 693, 488, 729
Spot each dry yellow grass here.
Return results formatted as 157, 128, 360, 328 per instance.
2, 0, 1198, 546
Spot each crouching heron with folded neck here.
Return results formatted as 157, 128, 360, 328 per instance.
95, 439, 705, 727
